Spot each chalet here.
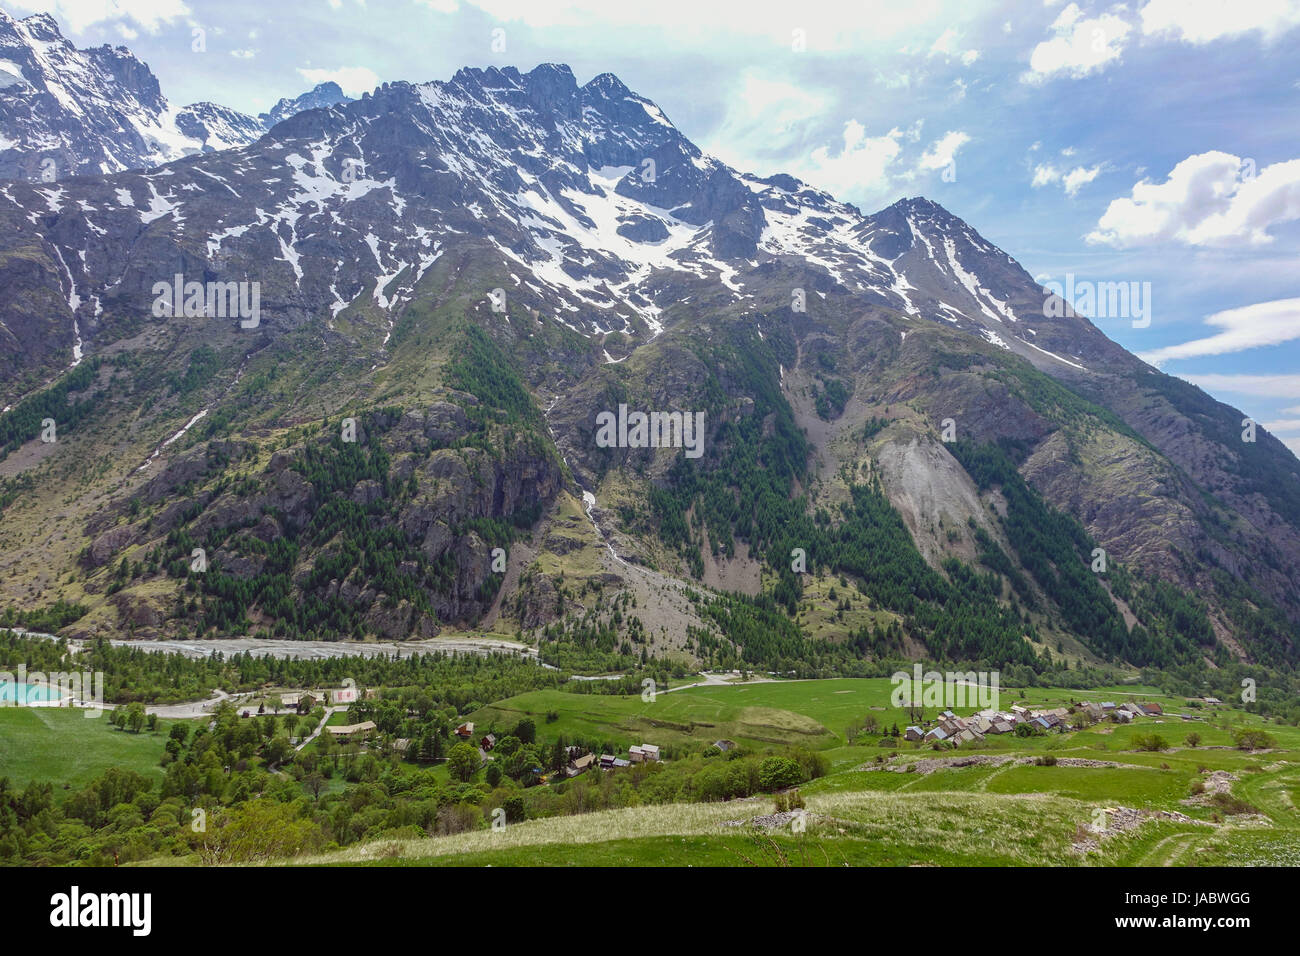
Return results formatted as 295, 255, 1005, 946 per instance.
904, 726, 925, 742
1032, 717, 1053, 732
567, 753, 596, 777
923, 726, 950, 743
712, 739, 737, 752
282, 692, 318, 715
1203, 697, 1223, 706
599, 754, 630, 770
328, 720, 376, 742
969, 716, 994, 734
1112, 709, 1133, 723
991, 719, 1014, 735
454, 722, 475, 739
1100, 702, 1117, 711
952, 728, 984, 745
629, 743, 661, 763
480, 734, 496, 751
1139, 703, 1164, 716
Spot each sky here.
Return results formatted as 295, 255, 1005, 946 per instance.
9, 0, 1300, 454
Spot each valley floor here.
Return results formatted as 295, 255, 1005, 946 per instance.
279, 678, 1300, 867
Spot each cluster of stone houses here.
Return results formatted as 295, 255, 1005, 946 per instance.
904, 700, 1166, 746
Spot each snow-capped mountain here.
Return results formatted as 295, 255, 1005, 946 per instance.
0, 60, 1121, 354
259, 81, 350, 128
0, 54, 1296, 665
0, 9, 349, 181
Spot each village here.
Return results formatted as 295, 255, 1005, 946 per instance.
237, 683, 1231, 781
902, 697, 1223, 746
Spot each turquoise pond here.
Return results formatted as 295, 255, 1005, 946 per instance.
0, 682, 64, 703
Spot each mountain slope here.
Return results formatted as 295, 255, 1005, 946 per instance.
0, 53, 1295, 674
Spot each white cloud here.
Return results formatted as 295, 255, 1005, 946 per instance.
1178, 373, 1300, 397
1140, 0, 1300, 44
918, 130, 969, 170
1032, 163, 1062, 187
720, 72, 830, 139
1136, 297, 1300, 365
1023, 3, 1132, 81
1031, 160, 1103, 195
6, 0, 189, 33
297, 66, 380, 98
442, 0, 953, 51
702, 71, 831, 176
1062, 164, 1102, 195
1261, 419, 1300, 432
1087, 151, 1300, 246
929, 27, 981, 64
797, 121, 907, 203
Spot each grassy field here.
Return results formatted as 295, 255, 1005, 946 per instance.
291, 676, 1300, 867
466, 676, 1264, 752
0, 707, 175, 791
3, 676, 1293, 866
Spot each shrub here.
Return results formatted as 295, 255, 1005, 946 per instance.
501, 795, 526, 823
1207, 792, 1258, 816
774, 790, 805, 813
758, 756, 803, 792
1233, 729, 1276, 751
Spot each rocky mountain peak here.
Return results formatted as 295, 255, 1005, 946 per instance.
15, 10, 61, 41
259, 81, 351, 128
0, 11, 352, 180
